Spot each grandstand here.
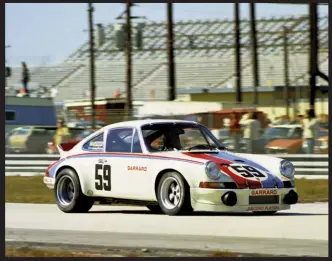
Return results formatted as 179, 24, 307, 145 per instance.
6, 15, 329, 103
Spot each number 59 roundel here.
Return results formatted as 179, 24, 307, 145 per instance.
95, 164, 112, 191
227, 164, 269, 181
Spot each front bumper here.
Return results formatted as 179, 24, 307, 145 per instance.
190, 187, 297, 212
43, 176, 55, 189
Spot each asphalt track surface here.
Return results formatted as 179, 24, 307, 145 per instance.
5, 202, 328, 257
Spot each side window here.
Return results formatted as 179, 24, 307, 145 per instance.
82, 133, 104, 152
132, 130, 142, 153
106, 128, 133, 153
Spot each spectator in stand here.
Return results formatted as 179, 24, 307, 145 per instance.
240, 112, 261, 154
229, 112, 241, 152
302, 109, 319, 154
21, 62, 30, 95
53, 119, 71, 147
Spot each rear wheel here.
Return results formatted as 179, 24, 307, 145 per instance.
54, 168, 94, 213
157, 171, 193, 216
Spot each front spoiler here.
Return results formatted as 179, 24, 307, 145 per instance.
190, 187, 296, 212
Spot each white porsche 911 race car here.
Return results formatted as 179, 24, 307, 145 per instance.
44, 119, 298, 216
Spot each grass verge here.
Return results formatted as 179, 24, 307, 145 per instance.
5, 176, 328, 204
4, 245, 258, 257
6, 247, 100, 257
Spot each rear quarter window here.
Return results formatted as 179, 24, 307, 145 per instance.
82, 133, 104, 152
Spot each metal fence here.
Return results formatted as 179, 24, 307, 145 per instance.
5, 154, 328, 179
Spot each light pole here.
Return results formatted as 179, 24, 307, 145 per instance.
88, 3, 96, 129
167, 3, 176, 101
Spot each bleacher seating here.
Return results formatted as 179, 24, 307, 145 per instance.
5, 15, 329, 102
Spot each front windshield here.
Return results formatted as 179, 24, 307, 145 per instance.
263, 127, 292, 139
141, 123, 223, 152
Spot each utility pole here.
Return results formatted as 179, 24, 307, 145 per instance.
167, 3, 176, 101
88, 3, 96, 129
125, 3, 133, 118
308, 3, 318, 113
249, 3, 259, 105
308, 3, 329, 113
234, 3, 242, 104
283, 26, 290, 117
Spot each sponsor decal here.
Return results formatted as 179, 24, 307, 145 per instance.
250, 189, 278, 196
128, 166, 147, 171
247, 205, 280, 211
88, 141, 104, 151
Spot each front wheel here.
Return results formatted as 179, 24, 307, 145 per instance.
54, 168, 94, 213
157, 171, 193, 216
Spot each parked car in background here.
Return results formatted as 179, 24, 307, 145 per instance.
6, 126, 87, 154
46, 129, 97, 154
264, 125, 304, 154
6, 126, 56, 154
266, 125, 329, 154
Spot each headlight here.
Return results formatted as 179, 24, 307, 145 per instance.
205, 161, 221, 180
280, 160, 295, 179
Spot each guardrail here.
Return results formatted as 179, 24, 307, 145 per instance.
5, 154, 329, 179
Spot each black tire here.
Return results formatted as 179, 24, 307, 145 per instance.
54, 168, 94, 213
146, 205, 164, 214
156, 171, 193, 216
252, 211, 277, 215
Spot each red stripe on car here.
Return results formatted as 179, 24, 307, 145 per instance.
182, 152, 262, 189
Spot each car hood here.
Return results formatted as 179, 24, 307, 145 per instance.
266, 139, 302, 149
153, 150, 288, 189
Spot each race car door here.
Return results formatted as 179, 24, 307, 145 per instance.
101, 127, 138, 198
104, 127, 152, 200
